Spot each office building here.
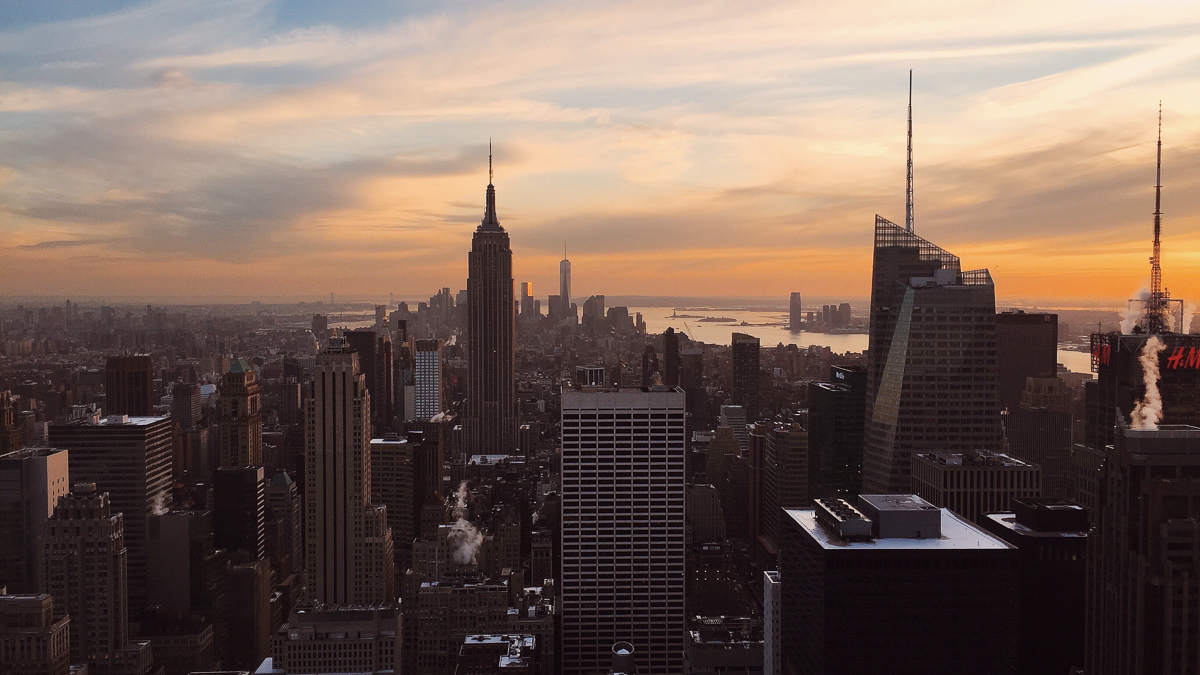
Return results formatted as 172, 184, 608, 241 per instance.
1085, 332, 1200, 452
761, 423, 807, 552
780, 495, 1018, 673
213, 466, 266, 559
370, 435, 415, 574
105, 356, 154, 417
415, 339, 443, 421
412, 579, 510, 675
560, 388, 686, 675
681, 347, 706, 430
224, 555, 273, 670
560, 253, 572, 320
763, 572, 780, 675
264, 602, 400, 675
683, 617, 762, 675
641, 345, 659, 387
345, 329, 395, 434
995, 311, 1058, 410
311, 314, 329, 341
983, 498, 1088, 675
806, 366, 865, 500
863, 217, 1002, 494
305, 339, 395, 605
266, 470, 304, 579
788, 293, 802, 333
1086, 423, 1200, 674
0, 594, 70, 675
730, 333, 760, 420
44, 484, 155, 674
520, 282, 534, 318
171, 382, 202, 430
146, 510, 228, 625
1003, 381, 1072, 498
49, 415, 173, 615
663, 328, 681, 387
466, 168, 518, 455
0, 447, 69, 593
1, 391, 23, 453
911, 451, 1041, 525
218, 358, 262, 468
456, 634, 538, 675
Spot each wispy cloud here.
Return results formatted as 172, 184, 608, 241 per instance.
1, 0, 1199, 302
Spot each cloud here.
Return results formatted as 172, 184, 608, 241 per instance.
2, 0, 1200, 302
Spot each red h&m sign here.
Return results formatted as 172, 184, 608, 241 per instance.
1166, 347, 1200, 370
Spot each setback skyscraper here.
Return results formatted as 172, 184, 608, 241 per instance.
863, 217, 1002, 494
304, 338, 395, 605
466, 157, 518, 454
560, 249, 572, 319
218, 358, 263, 469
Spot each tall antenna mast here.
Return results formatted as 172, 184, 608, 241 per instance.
905, 70, 915, 232
489, 138, 493, 185
1144, 101, 1170, 333
1151, 103, 1162, 299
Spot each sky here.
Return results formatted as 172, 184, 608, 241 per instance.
2, 0, 1200, 306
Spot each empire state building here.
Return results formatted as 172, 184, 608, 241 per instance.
466, 154, 518, 454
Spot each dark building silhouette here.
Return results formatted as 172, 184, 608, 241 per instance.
465, 164, 517, 454
0, 447, 69, 594
1085, 332, 1200, 452
345, 328, 395, 434
218, 358, 263, 469
780, 495, 1018, 674
680, 347, 706, 430
105, 355, 154, 417
863, 217, 1001, 494
807, 366, 865, 500
1003, 378, 1073, 499
911, 451, 1041, 525
995, 311, 1057, 410
641, 345, 659, 386
730, 333, 761, 420
788, 293, 803, 332
212, 466, 266, 560
0, 593, 70, 675
1087, 423, 1200, 674
49, 415, 173, 617
663, 328, 681, 387
983, 498, 1088, 675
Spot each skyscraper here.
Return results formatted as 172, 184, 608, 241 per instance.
520, 281, 534, 318
212, 466, 266, 559
105, 355, 154, 417
0, 447, 69, 593
218, 358, 262, 469
1086, 422, 1200, 674
414, 339, 443, 421
49, 415, 173, 616
44, 483, 154, 673
807, 365, 866, 500
788, 293, 802, 332
560, 388, 686, 675
995, 310, 1058, 411
305, 338, 395, 605
345, 328, 395, 434
466, 158, 517, 455
0, 594, 70, 675
559, 250, 572, 320
663, 328, 681, 387
863, 217, 1001, 494
730, 333, 761, 419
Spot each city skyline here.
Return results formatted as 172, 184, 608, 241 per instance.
2, 1, 1200, 304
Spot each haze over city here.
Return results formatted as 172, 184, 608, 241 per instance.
3, 0, 1200, 304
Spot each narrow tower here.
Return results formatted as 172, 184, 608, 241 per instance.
466, 145, 518, 453
906, 69, 915, 233
1145, 102, 1170, 333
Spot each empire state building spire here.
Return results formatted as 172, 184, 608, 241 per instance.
481, 139, 500, 230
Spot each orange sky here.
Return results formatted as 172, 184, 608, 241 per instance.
2, 0, 1200, 306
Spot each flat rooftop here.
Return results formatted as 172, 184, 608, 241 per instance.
985, 513, 1088, 539
785, 508, 1012, 551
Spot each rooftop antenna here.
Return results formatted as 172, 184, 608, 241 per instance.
1144, 102, 1170, 333
564, 241, 567, 260
488, 138, 493, 186
905, 69, 915, 233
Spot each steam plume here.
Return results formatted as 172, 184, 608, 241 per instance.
151, 492, 168, 516
1120, 287, 1149, 334
1131, 336, 1166, 430
448, 480, 483, 565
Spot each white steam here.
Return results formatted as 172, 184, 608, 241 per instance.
1131, 336, 1166, 431
1182, 302, 1197, 335
448, 480, 483, 565
1120, 288, 1149, 334
151, 492, 168, 516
